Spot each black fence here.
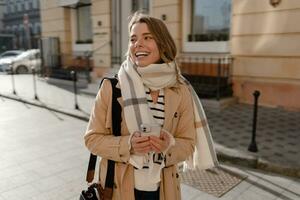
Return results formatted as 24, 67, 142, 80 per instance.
178, 56, 233, 100
41, 53, 92, 83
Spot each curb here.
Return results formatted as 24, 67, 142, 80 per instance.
216, 144, 300, 178
0, 93, 89, 122
1, 93, 299, 178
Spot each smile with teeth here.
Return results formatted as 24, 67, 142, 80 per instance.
135, 52, 149, 58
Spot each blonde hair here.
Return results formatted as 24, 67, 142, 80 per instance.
127, 12, 182, 84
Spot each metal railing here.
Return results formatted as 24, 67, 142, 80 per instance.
40, 41, 111, 83
177, 56, 233, 100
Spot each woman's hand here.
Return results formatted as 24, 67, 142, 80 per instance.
130, 131, 152, 155
149, 130, 171, 153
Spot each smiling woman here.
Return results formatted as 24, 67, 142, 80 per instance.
84, 12, 218, 200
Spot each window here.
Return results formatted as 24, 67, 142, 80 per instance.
6, 4, 10, 13
183, 0, 231, 53
132, 0, 149, 13
21, 2, 25, 11
29, 1, 33, 9
25, 1, 29, 10
32, 0, 38, 9
17, 2, 21, 11
189, 0, 231, 42
76, 5, 93, 43
10, 4, 14, 13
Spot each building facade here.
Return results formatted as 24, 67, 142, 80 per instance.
40, 0, 300, 110
231, 0, 300, 110
2, 0, 41, 50
0, 0, 5, 30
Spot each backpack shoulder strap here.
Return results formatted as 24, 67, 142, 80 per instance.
86, 77, 122, 185
104, 77, 121, 188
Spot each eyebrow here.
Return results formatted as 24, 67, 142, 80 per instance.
130, 32, 152, 38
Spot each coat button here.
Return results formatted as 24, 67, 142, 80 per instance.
174, 112, 178, 118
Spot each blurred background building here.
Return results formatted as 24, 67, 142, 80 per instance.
2, 0, 41, 50
37, 0, 300, 110
0, 0, 4, 30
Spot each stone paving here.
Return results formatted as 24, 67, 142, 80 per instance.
1, 99, 299, 200
206, 104, 300, 169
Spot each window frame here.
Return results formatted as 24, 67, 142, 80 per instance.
75, 4, 93, 44
182, 0, 231, 53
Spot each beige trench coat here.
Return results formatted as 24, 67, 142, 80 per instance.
84, 79, 196, 200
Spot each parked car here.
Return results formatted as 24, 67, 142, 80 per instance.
0, 49, 41, 74
0, 50, 24, 72
0, 50, 24, 58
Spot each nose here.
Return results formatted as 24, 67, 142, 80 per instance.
135, 38, 144, 47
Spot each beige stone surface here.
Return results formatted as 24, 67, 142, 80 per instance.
42, 31, 72, 43
59, 42, 73, 55
92, 0, 111, 15
153, 0, 180, 7
40, 0, 60, 10
92, 38, 111, 54
232, 10, 300, 35
40, 8, 65, 21
165, 22, 181, 40
232, 0, 300, 14
232, 0, 300, 109
231, 35, 300, 56
233, 79, 300, 109
152, 4, 181, 23
42, 20, 67, 33
92, 14, 111, 29
233, 57, 300, 80
93, 53, 111, 68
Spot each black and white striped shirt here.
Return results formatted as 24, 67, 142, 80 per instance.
145, 87, 165, 126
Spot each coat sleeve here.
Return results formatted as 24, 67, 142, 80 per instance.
165, 85, 196, 167
84, 79, 130, 163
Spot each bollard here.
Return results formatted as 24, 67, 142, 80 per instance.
86, 55, 91, 83
10, 65, 16, 95
216, 58, 221, 101
248, 90, 260, 152
31, 67, 39, 100
71, 70, 79, 110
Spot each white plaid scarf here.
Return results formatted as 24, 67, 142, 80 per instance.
118, 58, 218, 175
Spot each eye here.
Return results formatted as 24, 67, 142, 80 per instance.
145, 36, 153, 40
130, 37, 136, 43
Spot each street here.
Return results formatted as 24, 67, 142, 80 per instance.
0, 98, 299, 200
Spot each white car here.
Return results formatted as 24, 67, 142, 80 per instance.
0, 49, 41, 74
0, 50, 24, 72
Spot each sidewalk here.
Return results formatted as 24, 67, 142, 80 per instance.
0, 74, 299, 178
1, 99, 299, 200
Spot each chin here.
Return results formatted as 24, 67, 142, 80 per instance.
135, 61, 149, 67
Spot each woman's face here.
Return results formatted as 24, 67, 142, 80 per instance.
129, 23, 160, 67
